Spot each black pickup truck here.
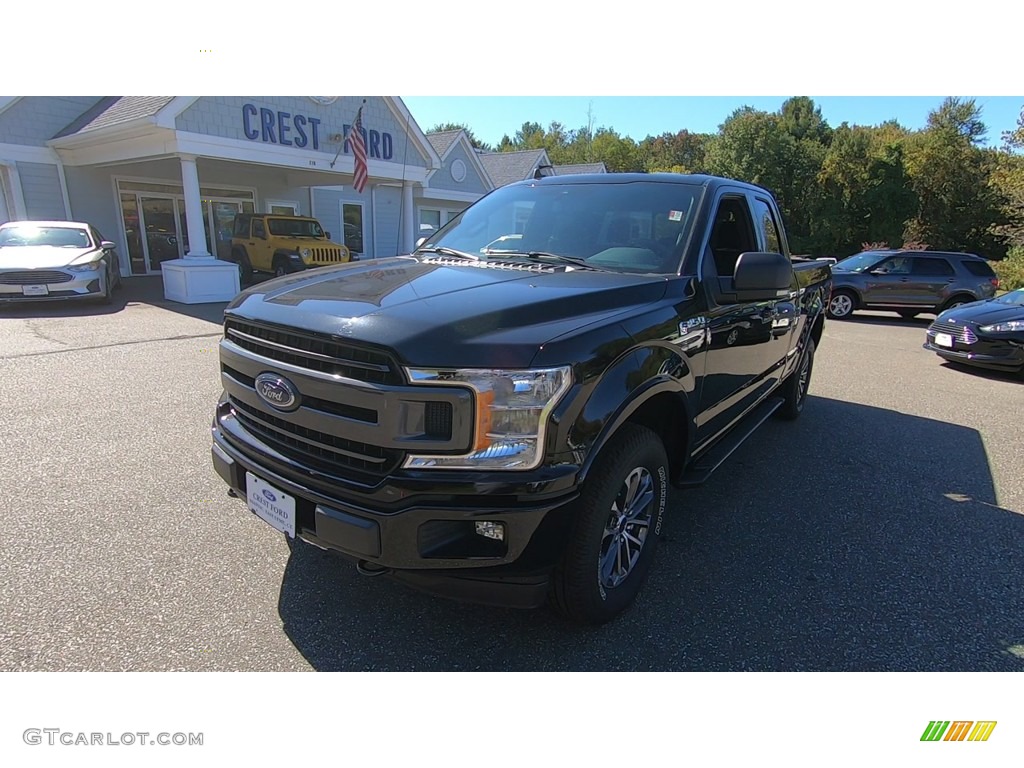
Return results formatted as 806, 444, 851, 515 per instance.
211, 173, 832, 624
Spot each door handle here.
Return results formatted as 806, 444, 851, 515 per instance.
900, 277, 910, 282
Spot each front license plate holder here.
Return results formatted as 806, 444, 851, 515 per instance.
245, 472, 296, 538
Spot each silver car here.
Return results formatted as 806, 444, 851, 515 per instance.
827, 249, 999, 320
0, 221, 122, 304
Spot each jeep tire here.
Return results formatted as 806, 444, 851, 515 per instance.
230, 248, 254, 284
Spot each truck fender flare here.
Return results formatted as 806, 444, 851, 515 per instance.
577, 375, 692, 485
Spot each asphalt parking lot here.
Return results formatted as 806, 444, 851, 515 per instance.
1, 278, 1021, 671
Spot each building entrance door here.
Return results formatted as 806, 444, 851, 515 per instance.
140, 197, 183, 271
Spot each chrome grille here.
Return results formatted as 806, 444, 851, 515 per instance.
928, 321, 978, 345
229, 397, 401, 478
223, 319, 401, 384
0, 270, 74, 285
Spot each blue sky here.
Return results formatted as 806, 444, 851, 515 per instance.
402, 96, 1024, 150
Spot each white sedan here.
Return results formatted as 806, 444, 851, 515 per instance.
0, 220, 122, 304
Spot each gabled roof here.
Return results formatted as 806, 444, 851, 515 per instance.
478, 149, 551, 187
53, 97, 176, 138
426, 130, 462, 157
554, 162, 607, 175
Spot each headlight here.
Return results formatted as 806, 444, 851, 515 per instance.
980, 320, 1024, 333
68, 260, 103, 273
299, 248, 311, 262
403, 366, 572, 470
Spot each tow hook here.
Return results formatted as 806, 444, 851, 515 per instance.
356, 560, 391, 577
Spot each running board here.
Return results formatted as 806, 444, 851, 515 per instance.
674, 396, 784, 488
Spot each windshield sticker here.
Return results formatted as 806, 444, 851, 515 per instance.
668, 210, 683, 222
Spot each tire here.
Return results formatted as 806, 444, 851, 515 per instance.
827, 290, 856, 319
777, 338, 815, 420
97, 263, 113, 305
897, 310, 919, 319
273, 255, 291, 278
231, 248, 253, 284
940, 295, 973, 313
550, 424, 669, 625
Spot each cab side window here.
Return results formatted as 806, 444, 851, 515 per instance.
708, 196, 757, 278
252, 219, 266, 239
751, 197, 782, 254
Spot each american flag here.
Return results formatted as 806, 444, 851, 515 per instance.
348, 106, 368, 194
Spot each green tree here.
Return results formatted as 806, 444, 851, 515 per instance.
989, 106, 1024, 250
640, 130, 710, 173
902, 100, 1007, 257
814, 124, 916, 256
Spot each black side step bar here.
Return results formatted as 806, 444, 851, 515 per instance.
674, 396, 784, 488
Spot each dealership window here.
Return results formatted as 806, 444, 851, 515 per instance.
419, 207, 463, 236
115, 179, 255, 274
266, 200, 299, 215
342, 202, 364, 256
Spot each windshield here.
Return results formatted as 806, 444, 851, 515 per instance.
267, 219, 324, 238
994, 288, 1024, 306
0, 225, 91, 248
424, 180, 702, 274
833, 251, 891, 272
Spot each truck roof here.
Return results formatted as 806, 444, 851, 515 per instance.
515, 172, 774, 196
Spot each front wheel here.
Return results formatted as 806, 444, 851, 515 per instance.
231, 249, 253, 284
97, 263, 113, 305
550, 424, 669, 625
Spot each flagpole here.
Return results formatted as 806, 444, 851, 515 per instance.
330, 98, 367, 169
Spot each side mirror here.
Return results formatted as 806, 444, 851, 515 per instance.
415, 236, 428, 249
100, 240, 116, 250
733, 252, 792, 301
325, 231, 331, 240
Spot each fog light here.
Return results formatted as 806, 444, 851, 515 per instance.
474, 521, 505, 541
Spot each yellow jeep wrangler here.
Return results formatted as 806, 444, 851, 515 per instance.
230, 213, 350, 282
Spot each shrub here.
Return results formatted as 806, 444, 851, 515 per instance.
993, 246, 1024, 292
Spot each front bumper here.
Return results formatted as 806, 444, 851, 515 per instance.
211, 426, 580, 608
0, 269, 106, 302
923, 340, 1024, 373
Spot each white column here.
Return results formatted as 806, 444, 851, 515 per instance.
402, 182, 415, 254
159, 154, 239, 304
180, 154, 211, 258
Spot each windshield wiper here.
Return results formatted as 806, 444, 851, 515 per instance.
417, 246, 481, 261
487, 250, 607, 271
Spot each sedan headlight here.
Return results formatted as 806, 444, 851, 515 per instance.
403, 366, 572, 470
980, 320, 1024, 333
67, 260, 103, 273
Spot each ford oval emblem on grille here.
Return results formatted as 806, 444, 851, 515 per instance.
255, 373, 301, 412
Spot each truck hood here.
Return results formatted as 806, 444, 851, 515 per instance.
226, 256, 670, 368
0, 245, 99, 270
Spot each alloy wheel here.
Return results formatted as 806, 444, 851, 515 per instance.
598, 466, 655, 589
829, 294, 853, 317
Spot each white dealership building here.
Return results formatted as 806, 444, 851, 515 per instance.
0, 96, 507, 303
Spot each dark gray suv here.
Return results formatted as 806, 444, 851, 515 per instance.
827, 250, 999, 320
